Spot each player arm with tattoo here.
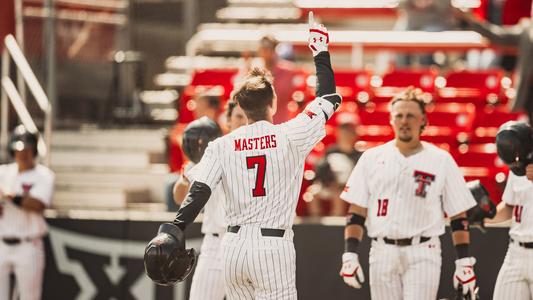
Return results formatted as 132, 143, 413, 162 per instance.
339, 203, 366, 288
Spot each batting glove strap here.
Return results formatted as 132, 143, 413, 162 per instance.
453, 257, 477, 297
340, 252, 365, 289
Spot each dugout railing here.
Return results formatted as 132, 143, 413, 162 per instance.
1, 34, 52, 166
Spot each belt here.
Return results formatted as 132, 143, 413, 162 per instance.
511, 238, 533, 249
227, 225, 285, 237
2, 237, 34, 246
373, 236, 431, 246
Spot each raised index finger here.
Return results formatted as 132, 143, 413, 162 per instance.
308, 11, 314, 27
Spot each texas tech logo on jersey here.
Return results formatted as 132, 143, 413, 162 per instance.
413, 170, 435, 198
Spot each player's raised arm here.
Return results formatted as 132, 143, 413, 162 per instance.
308, 11, 335, 97
307, 12, 341, 120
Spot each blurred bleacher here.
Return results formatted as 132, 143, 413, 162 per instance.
8, 0, 525, 213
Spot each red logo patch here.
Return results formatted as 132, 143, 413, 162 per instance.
304, 109, 317, 119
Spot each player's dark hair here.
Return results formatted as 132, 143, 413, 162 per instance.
197, 94, 221, 110
225, 100, 238, 120
232, 67, 275, 121
389, 86, 427, 130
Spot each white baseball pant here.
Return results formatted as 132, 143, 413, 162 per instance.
189, 233, 225, 300
369, 237, 442, 300
0, 239, 45, 300
493, 241, 533, 300
222, 226, 297, 300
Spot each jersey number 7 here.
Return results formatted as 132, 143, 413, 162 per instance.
247, 155, 267, 197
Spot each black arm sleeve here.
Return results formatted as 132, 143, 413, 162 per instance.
173, 181, 212, 231
314, 51, 336, 97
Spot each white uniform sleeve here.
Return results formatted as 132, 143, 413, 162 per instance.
281, 96, 334, 156
502, 171, 517, 205
442, 154, 476, 217
192, 140, 223, 190
502, 172, 532, 205
340, 151, 370, 208
183, 162, 198, 182
29, 169, 55, 207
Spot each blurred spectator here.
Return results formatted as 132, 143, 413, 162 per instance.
240, 35, 298, 124
306, 120, 363, 216
166, 93, 222, 211
395, 0, 456, 66
456, 6, 533, 122
0, 125, 54, 300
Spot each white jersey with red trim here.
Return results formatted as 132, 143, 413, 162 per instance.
186, 162, 226, 234
0, 163, 54, 238
193, 99, 332, 229
340, 141, 476, 239
502, 171, 533, 242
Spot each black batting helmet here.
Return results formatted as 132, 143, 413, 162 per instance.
9, 125, 39, 157
182, 116, 222, 163
496, 121, 533, 176
144, 223, 196, 286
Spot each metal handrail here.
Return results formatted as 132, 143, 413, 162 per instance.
1, 34, 53, 166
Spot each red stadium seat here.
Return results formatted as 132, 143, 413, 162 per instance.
455, 145, 508, 203
420, 103, 476, 146
179, 68, 239, 123
437, 70, 506, 106
470, 106, 526, 143
372, 68, 438, 103
333, 69, 373, 104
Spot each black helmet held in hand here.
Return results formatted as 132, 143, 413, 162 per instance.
144, 223, 196, 286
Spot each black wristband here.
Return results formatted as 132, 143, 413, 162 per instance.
451, 218, 469, 232
345, 238, 360, 253
12, 195, 23, 207
455, 243, 470, 259
346, 213, 366, 227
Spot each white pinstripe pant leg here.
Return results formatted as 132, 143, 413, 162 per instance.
402, 238, 441, 300
0, 242, 12, 300
369, 241, 403, 300
493, 244, 532, 300
13, 239, 44, 300
189, 234, 225, 300
250, 235, 297, 300
223, 232, 254, 300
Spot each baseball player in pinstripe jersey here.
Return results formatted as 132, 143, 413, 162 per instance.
490, 163, 533, 300
173, 103, 247, 300
339, 87, 478, 300
146, 11, 341, 299
0, 125, 55, 300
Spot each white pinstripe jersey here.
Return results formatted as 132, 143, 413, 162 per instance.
193, 98, 332, 229
0, 163, 54, 238
186, 162, 227, 234
341, 141, 476, 239
502, 171, 533, 242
